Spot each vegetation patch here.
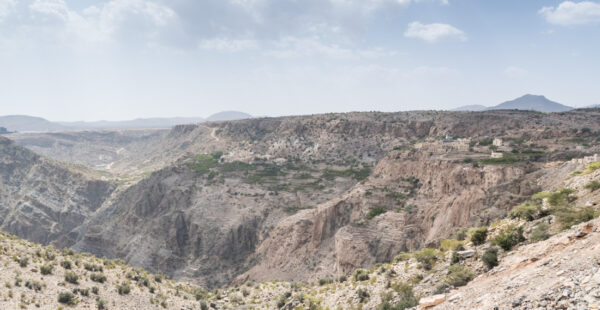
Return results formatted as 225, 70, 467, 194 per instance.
443, 265, 475, 287
585, 180, 600, 192
481, 247, 499, 270
469, 227, 488, 245
414, 248, 439, 270
493, 225, 525, 251
367, 206, 387, 220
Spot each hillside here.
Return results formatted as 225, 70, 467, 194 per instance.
1, 109, 600, 291
0, 151, 599, 309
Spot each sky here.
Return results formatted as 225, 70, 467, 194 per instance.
0, 0, 599, 121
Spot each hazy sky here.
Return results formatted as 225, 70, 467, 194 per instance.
1, 0, 599, 121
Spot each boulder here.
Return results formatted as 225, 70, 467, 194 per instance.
457, 250, 476, 259
419, 294, 446, 309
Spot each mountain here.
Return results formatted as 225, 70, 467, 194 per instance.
488, 94, 573, 112
0, 111, 252, 132
0, 115, 69, 132
59, 117, 205, 129
451, 104, 487, 111
206, 111, 252, 122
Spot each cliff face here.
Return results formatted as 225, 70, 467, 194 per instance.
240, 151, 535, 282
0, 137, 115, 247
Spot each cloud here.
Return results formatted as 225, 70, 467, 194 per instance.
264, 36, 396, 59
199, 38, 258, 52
504, 66, 528, 79
0, 0, 16, 22
404, 21, 466, 43
539, 1, 600, 25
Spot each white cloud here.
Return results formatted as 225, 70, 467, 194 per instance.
264, 36, 396, 59
0, 0, 15, 22
22, 0, 179, 48
539, 1, 600, 25
504, 66, 528, 79
404, 21, 466, 43
199, 38, 258, 52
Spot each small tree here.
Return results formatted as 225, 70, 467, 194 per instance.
493, 225, 525, 251
481, 247, 499, 269
470, 227, 488, 245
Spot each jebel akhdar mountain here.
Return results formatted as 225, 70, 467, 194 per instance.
1, 108, 600, 309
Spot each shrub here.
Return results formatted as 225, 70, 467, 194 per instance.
493, 225, 525, 251
61, 260, 72, 269
357, 288, 370, 303
481, 248, 499, 270
585, 180, 600, 192
443, 265, 475, 287
555, 207, 597, 230
584, 161, 600, 174
529, 222, 550, 242
547, 188, 575, 207
84, 263, 103, 272
509, 203, 542, 221
25, 280, 42, 291
353, 269, 369, 281
96, 298, 107, 310
90, 273, 107, 283
65, 271, 79, 284
454, 228, 468, 241
91, 286, 99, 295
194, 287, 207, 300
276, 291, 292, 308
383, 282, 419, 310
440, 239, 465, 252
18, 257, 28, 267
117, 282, 131, 295
367, 206, 387, 220
337, 275, 347, 282
470, 227, 488, 245
414, 248, 438, 270
44, 250, 56, 260
200, 301, 208, 310
318, 278, 333, 286
40, 264, 53, 275
58, 291, 75, 304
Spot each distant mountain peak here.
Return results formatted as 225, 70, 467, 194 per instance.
489, 94, 572, 112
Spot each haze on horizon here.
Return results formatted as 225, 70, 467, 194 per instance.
1, 0, 599, 122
